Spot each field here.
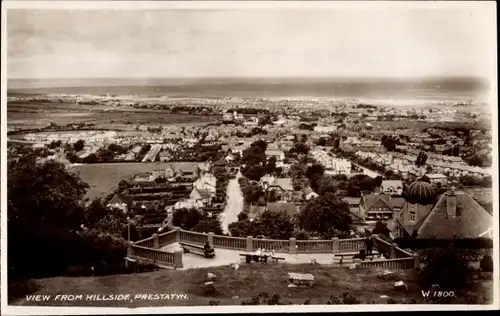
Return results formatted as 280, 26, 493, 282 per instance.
8, 102, 218, 130
11, 264, 492, 307
70, 162, 199, 201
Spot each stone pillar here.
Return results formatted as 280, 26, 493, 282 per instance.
153, 233, 159, 248
208, 232, 214, 246
127, 242, 134, 257
289, 238, 297, 254
246, 236, 253, 252
413, 254, 420, 270
390, 243, 397, 259
332, 237, 340, 253
174, 250, 183, 269
175, 226, 181, 242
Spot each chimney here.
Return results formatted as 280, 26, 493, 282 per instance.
446, 187, 457, 217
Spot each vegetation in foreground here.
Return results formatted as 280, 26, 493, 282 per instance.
11, 264, 492, 307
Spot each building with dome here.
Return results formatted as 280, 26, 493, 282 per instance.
392, 180, 493, 241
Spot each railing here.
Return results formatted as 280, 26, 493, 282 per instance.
297, 240, 334, 253
179, 230, 208, 245
158, 230, 177, 247
254, 239, 290, 253
339, 238, 365, 252
130, 245, 176, 267
134, 236, 155, 248
360, 257, 415, 270
213, 235, 246, 250
372, 235, 392, 256
394, 246, 413, 259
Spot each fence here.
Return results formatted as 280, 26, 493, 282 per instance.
360, 257, 415, 270
179, 230, 208, 245
129, 245, 182, 269
129, 228, 416, 270
213, 235, 247, 250
339, 238, 366, 252
253, 239, 290, 253
297, 240, 334, 253
158, 230, 177, 247
134, 236, 155, 248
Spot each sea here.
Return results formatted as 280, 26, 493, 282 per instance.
7, 77, 491, 103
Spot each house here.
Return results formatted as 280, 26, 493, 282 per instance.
343, 197, 361, 218
106, 194, 131, 214
380, 180, 403, 196
260, 175, 276, 190
303, 186, 319, 200
265, 178, 294, 201
396, 188, 493, 240
159, 152, 172, 162
425, 173, 447, 186
359, 193, 394, 222
265, 149, 286, 162
189, 188, 213, 206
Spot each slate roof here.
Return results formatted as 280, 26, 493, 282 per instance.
416, 191, 493, 239
360, 193, 392, 211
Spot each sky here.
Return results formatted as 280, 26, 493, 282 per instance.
6, 5, 496, 79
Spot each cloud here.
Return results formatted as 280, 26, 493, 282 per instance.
6, 7, 495, 79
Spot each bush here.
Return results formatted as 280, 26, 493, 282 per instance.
8, 279, 40, 302
480, 255, 493, 272
418, 246, 471, 291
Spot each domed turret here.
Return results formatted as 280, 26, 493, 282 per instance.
406, 180, 436, 205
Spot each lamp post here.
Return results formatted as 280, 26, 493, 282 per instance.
127, 216, 131, 243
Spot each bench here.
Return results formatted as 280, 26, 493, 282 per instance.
333, 251, 381, 265
180, 242, 215, 258
239, 253, 285, 264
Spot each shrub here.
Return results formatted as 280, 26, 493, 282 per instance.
418, 246, 471, 291
8, 279, 40, 302
480, 255, 493, 272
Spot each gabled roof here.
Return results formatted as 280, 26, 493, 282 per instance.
107, 193, 131, 207
361, 193, 392, 212
417, 191, 493, 239
268, 178, 293, 191
391, 197, 406, 208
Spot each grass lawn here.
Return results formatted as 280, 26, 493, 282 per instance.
70, 162, 199, 200
11, 264, 493, 307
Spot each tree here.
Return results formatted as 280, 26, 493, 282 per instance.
192, 215, 223, 235
8, 154, 90, 279
416, 151, 428, 167
250, 139, 268, 152
289, 142, 310, 156
316, 137, 327, 146
419, 246, 470, 292
306, 164, 325, 192
172, 208, 202, 230
241, 145, 266, 167
265, 156, 277, 175
258, 115, 273, 127
372, 221, 391, 238
381, 136, 396, 151
298, 192, 352, 238
254, 210, 295, 240
73, 140, 85, 152
242, 164, 266, 182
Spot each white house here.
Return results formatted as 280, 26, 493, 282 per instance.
380, 180, 403, 196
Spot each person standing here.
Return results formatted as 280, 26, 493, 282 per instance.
365, 236, 373, 255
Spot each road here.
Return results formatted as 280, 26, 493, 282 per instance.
219, 170, 244, 235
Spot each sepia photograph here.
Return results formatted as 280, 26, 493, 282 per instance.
1, 1, 498, 314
